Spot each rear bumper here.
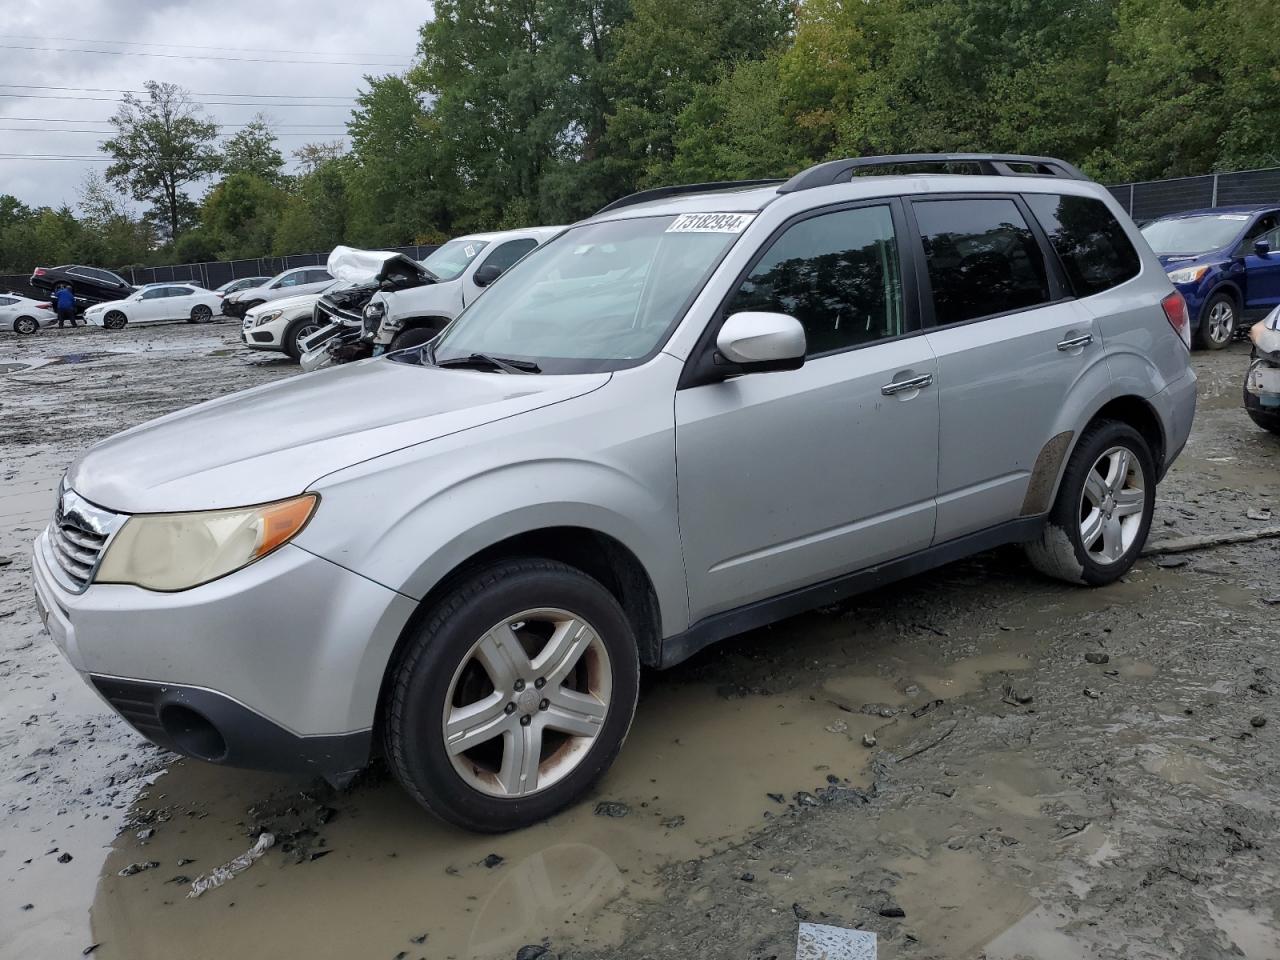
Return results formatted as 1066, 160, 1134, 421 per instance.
1150, 368, 1198, 477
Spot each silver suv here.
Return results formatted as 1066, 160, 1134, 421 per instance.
33, 154, 1196, 832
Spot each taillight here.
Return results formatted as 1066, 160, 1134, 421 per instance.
32, 267, 46, 276
1161, 291, 1191, 351
36, 302, 50, 309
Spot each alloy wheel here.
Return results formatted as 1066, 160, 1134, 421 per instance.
1207, 300, 1235, 345
193, 305, 213, 323
14, 316, 38, 335
442, 608, 612, 799
1078, 445, 1146, 564
104, 311, 126, 330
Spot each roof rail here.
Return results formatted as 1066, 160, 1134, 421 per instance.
778, 153, 1089, 193
595, 179, 785, 215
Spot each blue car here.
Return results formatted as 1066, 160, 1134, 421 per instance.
1140, 205, 1280, 350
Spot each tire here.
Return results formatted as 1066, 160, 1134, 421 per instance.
240, 300, 264, 317
1024, 420, 1156, 586
103, 311, 127, 331
389, 327, 440, 353
1243, 360, 1280, 435
13, 315, 39, 335
1194, 292, 1237, 350
190, 304, 213, 324
284, 317, 323, 360
384, 558, 641, 832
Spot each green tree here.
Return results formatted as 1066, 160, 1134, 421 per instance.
101, 81, 222, 243
345, 74, 453, 245
669, 58, 810, 182
605, 0, 793, 187
222, 115, 286, 182
201, 173, 288, 259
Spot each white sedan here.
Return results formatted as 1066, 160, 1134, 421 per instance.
84, 284, 224, 330
0, 293, 57, 335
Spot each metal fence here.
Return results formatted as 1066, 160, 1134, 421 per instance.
1107, 166, 1280, 223
1, 244, 439, 302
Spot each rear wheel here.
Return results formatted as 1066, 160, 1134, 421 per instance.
190, 304, 213, 323
384, 558, 640, 832
13, 315, 39, 335
284, 317, 323, 360
103, 311, 127, 331
1194, 292, 1236, 350
389, 327, 440, 353
1025, 420, 1156, 585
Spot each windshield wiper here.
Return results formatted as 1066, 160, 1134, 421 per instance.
436, 352, 541, 374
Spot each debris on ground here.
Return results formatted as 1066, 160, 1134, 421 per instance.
187, 833, 275, 898
117, 861, 160, 877
482, 854, 504, 868
594, 801, 630, 818
1085, 652, 1110, 664
862, 733, 877, 748
797, 922, 877, 960
1251, 716, 1267, 728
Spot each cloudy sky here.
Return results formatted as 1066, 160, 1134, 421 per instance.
0, 0, 427, 210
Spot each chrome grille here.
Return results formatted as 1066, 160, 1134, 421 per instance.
45, 484, 125, 593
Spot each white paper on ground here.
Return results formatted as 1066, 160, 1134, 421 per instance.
797, 922, 877, 960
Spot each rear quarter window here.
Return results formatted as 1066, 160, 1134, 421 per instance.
1024, 193, 1141, 297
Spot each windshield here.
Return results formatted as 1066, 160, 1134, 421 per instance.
420, 238, 489, 281
1141, 214, 1250, 256
428, 215, 744, 373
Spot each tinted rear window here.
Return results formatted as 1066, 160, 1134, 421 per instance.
913, 197, 1051, 324
1025, 194, 1141, 297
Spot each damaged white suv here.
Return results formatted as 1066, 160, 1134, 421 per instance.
34, 154, 1195, 832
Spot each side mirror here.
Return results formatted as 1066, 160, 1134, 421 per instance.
473, 264, 504, 287
715, 311, 806, 373
1255, 240, 1271, 257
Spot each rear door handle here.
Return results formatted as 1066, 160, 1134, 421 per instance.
1056, 333, 1093, 351
881, 373, 934, 396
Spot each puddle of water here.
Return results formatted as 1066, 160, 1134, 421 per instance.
1207, 902, 1280, 959
84, 680, 876, 960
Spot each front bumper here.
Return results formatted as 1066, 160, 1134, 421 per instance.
241, 315, 284, 351
33, 528, 417, 777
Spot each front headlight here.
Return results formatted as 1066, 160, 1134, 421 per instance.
95, 494, 317, 591
1167, 264, 1210, 285
253, 309, 283, 327
363, 300, 386, 321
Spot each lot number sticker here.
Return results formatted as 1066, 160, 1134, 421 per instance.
667, 213, 756, 234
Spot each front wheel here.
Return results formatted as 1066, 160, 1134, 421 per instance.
384, 558, 640, 832
389, 327, 441, 353
1195, 292, 1237, 350
13, 315, 39, 335
1025, 420, 1156, 586
284, 317, 323, 360
103, 311, 127, 331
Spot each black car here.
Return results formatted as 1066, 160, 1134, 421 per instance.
30, 264, 136, 308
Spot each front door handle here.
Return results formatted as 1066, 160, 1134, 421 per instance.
1057, 333, 1093, 351
881, 373, 934, 396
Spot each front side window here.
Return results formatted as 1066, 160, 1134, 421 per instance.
275, 272, 301, 288
421, 239, 490, 282
428, 215, 743, 373
725, 205, 905, 356
478, 238, 539, 275
914, 198, 1051, 324
140, 288, 167, 300
1025, 193, 1141, 297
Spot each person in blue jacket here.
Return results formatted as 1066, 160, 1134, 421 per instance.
54, 286, 77, 327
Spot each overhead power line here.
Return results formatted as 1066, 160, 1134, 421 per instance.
0, 33, 413, 60
0, 83, 359, 100
0, 42, 409, 68
0, 117, 352, 127
0, 154, 113, 161
0, 92, 357, 107
0, 127, 350, 136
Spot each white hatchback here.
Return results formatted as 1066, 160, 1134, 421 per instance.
0, 293, 57, 335
85, 284, 224, 330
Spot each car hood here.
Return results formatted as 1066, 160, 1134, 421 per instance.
248, 291, 323, 316
225, 285, 270, 303
67, 360, 610, 514
1157, 252, 1221, 269
327, 245, 430, 286
84, 299, 130, 313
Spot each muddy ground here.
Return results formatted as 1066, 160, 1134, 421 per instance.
1, 321, 1278, 960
